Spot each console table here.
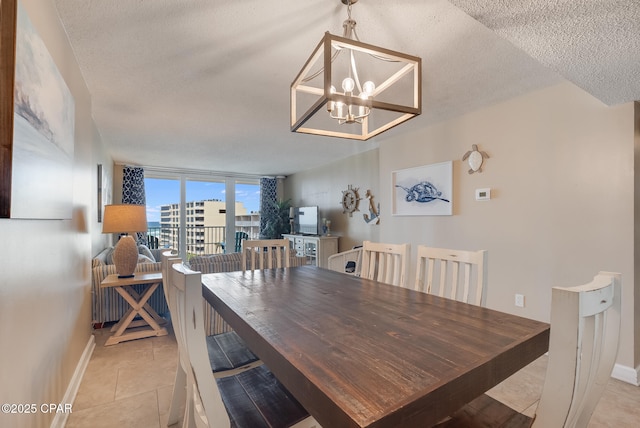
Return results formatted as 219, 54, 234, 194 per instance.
282, 234, 338, 269
100, 272, 168, 345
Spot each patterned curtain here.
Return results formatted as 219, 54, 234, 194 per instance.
259, 177, 278, 238
122, 166, 147, 245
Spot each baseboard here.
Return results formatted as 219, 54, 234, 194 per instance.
50, 334, 96, 428
611, 363, 640, 386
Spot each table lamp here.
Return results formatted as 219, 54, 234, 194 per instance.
102, 204, 148, 278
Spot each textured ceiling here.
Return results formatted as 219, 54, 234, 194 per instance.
52, 0, 639, 176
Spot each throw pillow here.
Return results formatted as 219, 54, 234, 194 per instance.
138, 254, 155, 264
138, 244, 156, 262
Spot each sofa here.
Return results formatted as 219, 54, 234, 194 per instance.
91, 246, 308, 335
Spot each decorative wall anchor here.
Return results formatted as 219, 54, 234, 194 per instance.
341, 185, 360, 217
363, 190, 380, 225
462, 144, 489, 174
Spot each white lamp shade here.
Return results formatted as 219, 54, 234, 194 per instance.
102, 204, 148, 234
102, 204, 147, 278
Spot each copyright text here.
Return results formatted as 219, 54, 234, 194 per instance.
1, 403, 72, 414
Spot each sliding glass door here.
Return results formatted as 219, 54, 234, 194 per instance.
144, 174, 260, 258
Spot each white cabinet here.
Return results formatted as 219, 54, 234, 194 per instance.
283, 234, 339, 269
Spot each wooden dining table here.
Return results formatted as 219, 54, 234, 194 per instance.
201, 265, 550, 428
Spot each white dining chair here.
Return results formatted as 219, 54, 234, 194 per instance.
433, 271, 622, 428
241, 238, 291, 271
414, 245, 488, 306
161, 250, 186, 426
161, 251, 262, 426
360, 241, 410, 287
167, 261, 320, 428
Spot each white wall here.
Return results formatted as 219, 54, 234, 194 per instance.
285, 148, 381, 251
0, 1, 109, 426
285, 81, 637, 377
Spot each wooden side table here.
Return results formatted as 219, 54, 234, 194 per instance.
100, 272, 168, 346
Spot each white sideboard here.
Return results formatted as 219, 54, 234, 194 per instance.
283, 234, 339, 269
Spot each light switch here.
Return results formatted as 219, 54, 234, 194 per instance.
475, 188, 491, 201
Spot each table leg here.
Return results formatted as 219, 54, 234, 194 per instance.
124, 285, 167, 326
104, 282, 168, 346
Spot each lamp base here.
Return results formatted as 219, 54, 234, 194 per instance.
112, 235, 139, 278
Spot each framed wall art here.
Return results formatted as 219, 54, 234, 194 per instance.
391, 161, 453, 216
97, 164, 103, 222
0, 0, 75, 219
0, 0, 18, 218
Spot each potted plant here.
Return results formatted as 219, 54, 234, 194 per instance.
261, 199, 292, 239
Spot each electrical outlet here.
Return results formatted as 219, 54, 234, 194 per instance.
515, 294, 525, 308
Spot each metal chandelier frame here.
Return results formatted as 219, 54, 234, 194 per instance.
290, 1, 421, 141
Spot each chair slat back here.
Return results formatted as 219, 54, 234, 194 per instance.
532, 272, 621, 428
161, 250, 181, 307
360, 241, 410, 287
241, 239, 291, 271
167, 261, 231, 428
161, 251, 188, 426
414, 246, 488, 306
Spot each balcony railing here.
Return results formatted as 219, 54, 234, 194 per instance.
147, 225, 225, 255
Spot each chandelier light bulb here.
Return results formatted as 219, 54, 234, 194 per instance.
342, 77, 355, 93
327, 86, 337, 112
359, 93, 368, 116
362, 80, 375, 95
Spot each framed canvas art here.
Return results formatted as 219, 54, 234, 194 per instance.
392, 161, 453, 216
0, 0, 75, 219
0, 0, 17, 218
97, 164, 103, 222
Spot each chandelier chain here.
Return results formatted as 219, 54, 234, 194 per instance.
300, 0, 397, 85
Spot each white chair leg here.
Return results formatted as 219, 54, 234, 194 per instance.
167, 365, 187, 426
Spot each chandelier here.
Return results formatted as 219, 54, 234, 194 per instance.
291, 0, 422, 140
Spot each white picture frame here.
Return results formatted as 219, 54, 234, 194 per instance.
391, 161, 453, 216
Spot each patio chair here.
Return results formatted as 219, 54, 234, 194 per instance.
233, 231, 248, 253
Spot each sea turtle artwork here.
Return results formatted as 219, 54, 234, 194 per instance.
462, 144, 489, 174
395, 181, 450, 203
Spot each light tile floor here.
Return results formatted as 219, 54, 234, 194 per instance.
66, 327, 179, 428
67, 327, 640, 427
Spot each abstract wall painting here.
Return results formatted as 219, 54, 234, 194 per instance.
0, 0, 18, 218
1, 0, 75, 219
392, 161, 453, 216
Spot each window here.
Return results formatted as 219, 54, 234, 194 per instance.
144, 175, 260, 256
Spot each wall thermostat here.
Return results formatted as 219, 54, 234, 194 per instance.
475, 188, 491, 201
